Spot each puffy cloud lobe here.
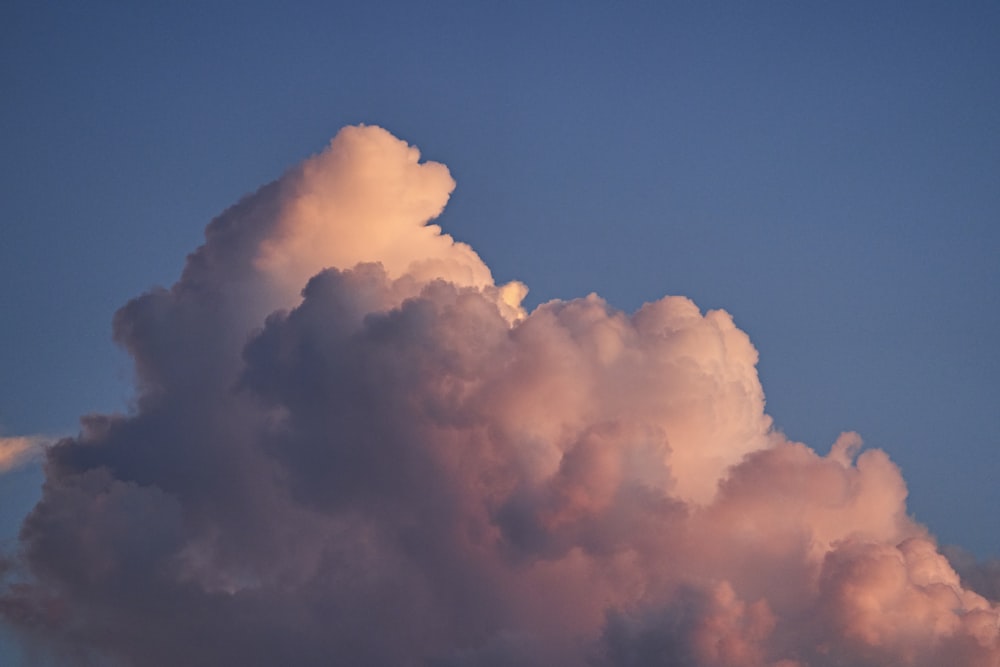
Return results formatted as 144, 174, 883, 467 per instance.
597, 582, 781, 667
253, 125, 502, 304
2, 125, 998, 666
815, 537, 1000, 666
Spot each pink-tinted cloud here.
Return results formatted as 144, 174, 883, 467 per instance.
2, 126, 996, 666
0, 436, 47, 473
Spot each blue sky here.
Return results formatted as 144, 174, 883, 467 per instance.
2, 0, 998, 618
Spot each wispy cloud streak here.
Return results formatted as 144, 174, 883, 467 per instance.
0, 436, 47, 474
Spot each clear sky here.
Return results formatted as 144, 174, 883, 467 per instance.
2, 2, 999, 663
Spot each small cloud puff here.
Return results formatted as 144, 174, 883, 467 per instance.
0, 435, 48, 473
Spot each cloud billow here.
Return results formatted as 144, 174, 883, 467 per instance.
2, 126, 997, 666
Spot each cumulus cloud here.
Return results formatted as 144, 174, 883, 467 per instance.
1, 126, 997, 666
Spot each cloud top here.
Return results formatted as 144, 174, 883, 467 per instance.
253, 125, 504, 302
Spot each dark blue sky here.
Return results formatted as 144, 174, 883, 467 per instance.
2, 0, 998, 574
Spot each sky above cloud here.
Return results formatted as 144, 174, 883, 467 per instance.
2, 2, 999, 665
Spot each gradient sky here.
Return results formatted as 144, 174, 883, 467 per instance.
2, 3, 999, 659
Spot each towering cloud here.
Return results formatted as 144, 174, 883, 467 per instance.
2, 126, 997, 666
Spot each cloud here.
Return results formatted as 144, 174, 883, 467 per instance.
944, 546, 1000, 604
0, 436, 47, 473
2, 126, 997, 666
